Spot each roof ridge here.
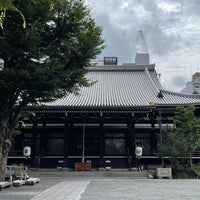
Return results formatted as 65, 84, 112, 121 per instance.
87, 64, 155, 71
144, 67, 159, 93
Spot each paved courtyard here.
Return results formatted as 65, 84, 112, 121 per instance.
1, 170, 200, 200
81, 179, 200, 200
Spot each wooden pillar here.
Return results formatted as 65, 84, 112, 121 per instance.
39, 114, 47, 164
127, 122, 131, 169
158, 108, 164, 167
130, 116, 136, 167
129, 114, 136, 168
99, 113, 105, 168
63, 113, 70, 168
150, 111, 157, 154
31, 119, 37, 167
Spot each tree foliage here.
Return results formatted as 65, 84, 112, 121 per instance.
0, 0, 26, 28
0, 0, 104, 181
163, 106, 200, 171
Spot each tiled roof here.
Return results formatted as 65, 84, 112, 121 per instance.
41, 64, 200, 111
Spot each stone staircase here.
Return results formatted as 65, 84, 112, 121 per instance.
29, 168, 155, 179
104, 169, 154, 179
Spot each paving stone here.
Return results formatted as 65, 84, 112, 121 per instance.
1, 170, 200, 200
30, 181, 89, 200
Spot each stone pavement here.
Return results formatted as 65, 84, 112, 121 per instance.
81, 179, 200, 200
31, 181, 89, 200
1, 169, 200, 200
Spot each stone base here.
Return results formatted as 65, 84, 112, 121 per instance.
156, 168, 172, 179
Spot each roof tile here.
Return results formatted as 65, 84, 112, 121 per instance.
44, 65, 200, 110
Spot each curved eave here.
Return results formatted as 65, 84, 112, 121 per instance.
155, 89, 200, 106
26, 102, 200, 113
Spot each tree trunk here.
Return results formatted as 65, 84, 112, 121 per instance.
189, 154, 193, 169
0, 155, 8, 181
0, 138, 11, 181
0, 122, 13, 181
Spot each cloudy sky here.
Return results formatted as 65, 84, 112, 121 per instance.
85, 0, 200, 92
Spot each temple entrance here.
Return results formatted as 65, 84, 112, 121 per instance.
69, 126, 99, 157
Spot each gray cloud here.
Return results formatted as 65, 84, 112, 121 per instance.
171, 75, 188, 88
86, 0, 200, 92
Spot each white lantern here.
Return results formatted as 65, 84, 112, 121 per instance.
23, 146, 31, 157
135, 146, 142, 157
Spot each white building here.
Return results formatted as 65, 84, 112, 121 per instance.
181, 73, 200, 94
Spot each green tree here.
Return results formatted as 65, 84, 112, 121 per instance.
0, 0, 104, 181
163, 106, 200, 173
0, 0, 26, 28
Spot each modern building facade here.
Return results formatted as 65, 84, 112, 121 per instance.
9, 54, 200, 169
181, 72, 200, 94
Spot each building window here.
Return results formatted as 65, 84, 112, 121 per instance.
104, 57, 118, 65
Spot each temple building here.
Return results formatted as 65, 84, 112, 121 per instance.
9, 54, 200, 169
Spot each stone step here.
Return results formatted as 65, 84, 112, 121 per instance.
29, 169, 155, 179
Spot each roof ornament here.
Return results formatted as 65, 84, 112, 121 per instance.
157, 91, 163, 99
149, 100, 155, 106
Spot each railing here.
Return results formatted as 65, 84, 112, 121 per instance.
6, 165, 25, 176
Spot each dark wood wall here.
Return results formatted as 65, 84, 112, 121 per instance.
8, 109, 175, 168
